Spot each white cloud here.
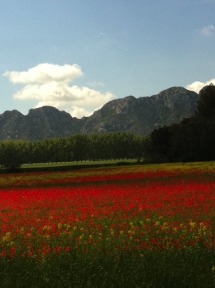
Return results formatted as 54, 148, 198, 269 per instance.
186, 79, 215, 93
200, 25, 215, 36
4, 63, 83, 84
4, 63, 114, 118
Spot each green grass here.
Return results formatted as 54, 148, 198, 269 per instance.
0, 250, 214, 288
18, 159, 136, 172
2, 159, 215, 175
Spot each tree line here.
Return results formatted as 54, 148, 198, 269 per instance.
0, 133, 148, 171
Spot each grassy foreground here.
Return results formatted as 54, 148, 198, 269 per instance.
0, 250, 214, 288
0, 162, 214, 287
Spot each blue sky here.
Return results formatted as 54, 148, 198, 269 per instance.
0, 0, 214, 118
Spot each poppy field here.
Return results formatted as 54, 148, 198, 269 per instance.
0, 163, 215, 287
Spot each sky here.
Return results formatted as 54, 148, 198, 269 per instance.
0, 0, 215, 118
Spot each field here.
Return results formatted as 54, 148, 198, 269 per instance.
0, 162, 215, 287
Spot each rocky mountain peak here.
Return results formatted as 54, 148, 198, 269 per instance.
0, 86, 199, 139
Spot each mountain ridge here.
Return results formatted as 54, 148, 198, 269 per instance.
0, 86, 198, 140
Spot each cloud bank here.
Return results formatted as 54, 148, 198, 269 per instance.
186, 78, 215, 93
4, 63, 114, 118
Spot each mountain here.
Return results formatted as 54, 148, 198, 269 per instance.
0, 107, 83, 140
81, 87, 198, 134
0, 87, 198, 140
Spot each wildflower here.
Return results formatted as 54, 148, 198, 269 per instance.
20, 227, 25, 233
2, 232, 12, 242
65, 246, 71, 252
79, 234, 84, 240
10, 247, 16, 257
0, 251, 7, 257
64, 224, 71, 230
189, 221, 196, 228
128, 229, 135, 235
161, 224, 168, 231
57, 223, 63, 230
43, 226, 52, 231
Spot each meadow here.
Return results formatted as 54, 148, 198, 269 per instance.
0, 162, 215, 287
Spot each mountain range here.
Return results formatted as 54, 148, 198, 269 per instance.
0, 86, 198, 140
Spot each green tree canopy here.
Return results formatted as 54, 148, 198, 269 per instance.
196, 84, 215, 120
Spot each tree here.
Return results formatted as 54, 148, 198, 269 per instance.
72, 135, 90, 162
149, 126, 172, 163
196, 84, 215, 120
0, 141, 23, 171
